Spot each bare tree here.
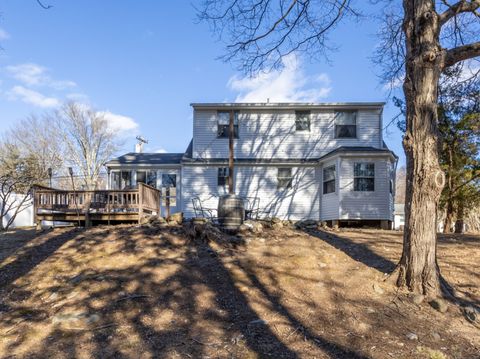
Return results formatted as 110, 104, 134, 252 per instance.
199, 0, 480, 297
8, 115, 64, 177
53, 102, 120, 190
0, 141, 44, 231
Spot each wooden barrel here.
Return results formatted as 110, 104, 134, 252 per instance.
218, 194, 244, 231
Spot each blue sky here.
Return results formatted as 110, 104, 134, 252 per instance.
0, 0, 405, 165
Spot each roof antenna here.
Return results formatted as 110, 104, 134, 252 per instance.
135, 135, 148, 153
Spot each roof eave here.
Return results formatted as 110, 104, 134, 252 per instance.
190, 102, 386, 110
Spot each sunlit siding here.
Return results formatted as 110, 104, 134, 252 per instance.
338, 157, 393, 220
192, 109, 382, 159
182, 165, 320, 220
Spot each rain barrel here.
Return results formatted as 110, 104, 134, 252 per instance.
218, 194, 244, 231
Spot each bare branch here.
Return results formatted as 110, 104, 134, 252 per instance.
198, 0, 358, 74
445, 41, 480, 66
36, 0, 52, 9
439, 0, 480, 26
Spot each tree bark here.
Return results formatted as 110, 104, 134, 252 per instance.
397, 0, 445, 298
454, 203, 465, 233
443, 198, 454, 233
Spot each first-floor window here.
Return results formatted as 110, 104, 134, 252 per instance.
136, 170, 157, 188
323, 165, 336, 194
147, 171, 157, 188
136, 171, 146, 184
354, 162, 375, 191
277, 168, 292, 189
218, 167, 229, 187
162, 174, 176, 188
111, 171, 133, 190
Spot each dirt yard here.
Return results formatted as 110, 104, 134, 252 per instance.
0, 222, 478, 359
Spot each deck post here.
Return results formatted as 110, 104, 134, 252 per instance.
84, 192, 92, 228
138, 183, 143, 224
32, 186, 41, 230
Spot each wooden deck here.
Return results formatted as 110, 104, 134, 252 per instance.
33, 183, 160, 225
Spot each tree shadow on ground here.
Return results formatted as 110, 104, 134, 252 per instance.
308, 228, 480, 312
305, 228, 396, 273
0, 228, 82, 289
0, 225, 375, 358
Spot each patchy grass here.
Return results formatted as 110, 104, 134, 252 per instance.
0, 224, 478, 358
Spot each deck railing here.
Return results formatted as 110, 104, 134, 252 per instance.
33, 182, 161, 218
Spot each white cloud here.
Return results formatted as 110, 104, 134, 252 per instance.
6, 63, 48, 86
154, 148, 168, 153
228, 54, 331, 102
66, 92, 89, 102
98, 111, 139, 133
5, 63, 77, 89
7, 85, 60, 108
0, 28, 10, 41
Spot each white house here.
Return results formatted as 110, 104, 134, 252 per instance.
105, 102, 398, 228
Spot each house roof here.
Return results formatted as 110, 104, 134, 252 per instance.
182, 146, 397, 165
105, 152, 184, 166
318, 146, 398, 161
108, 140, 396, 167
106, 140, 194, 167
190, 102, 385, 110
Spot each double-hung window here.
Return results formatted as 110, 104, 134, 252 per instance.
354, 163, 375, 191
323, 165, 336, 194
335, 111, 357, 138
295, 111, 311, 131
217, 111, 239, 138
277, 168, 293, 189
218, 167, 229, 187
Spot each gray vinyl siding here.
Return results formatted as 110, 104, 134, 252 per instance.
338, 157, 393, 220
182, 165, 320, 220
193, 109, 382, 159
320, 159, 340, 220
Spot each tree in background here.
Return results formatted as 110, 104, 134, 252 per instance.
395, 166, 406, 204
0, 141, 44, 231
53, 102, 120, 190
7, 115, 64, 180
438, 64, 480, 233
199, 0, 480, 297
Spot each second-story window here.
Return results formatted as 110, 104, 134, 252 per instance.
323, 165, 336, 194
335, 111, 357, 138
277, 168, 293, 189
218, 167, 229, 187
295, 111, 311, 131
354, 162, 375, 191
217, 111, 239, 138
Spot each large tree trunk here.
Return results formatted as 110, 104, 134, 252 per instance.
397, 0, 445, 298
